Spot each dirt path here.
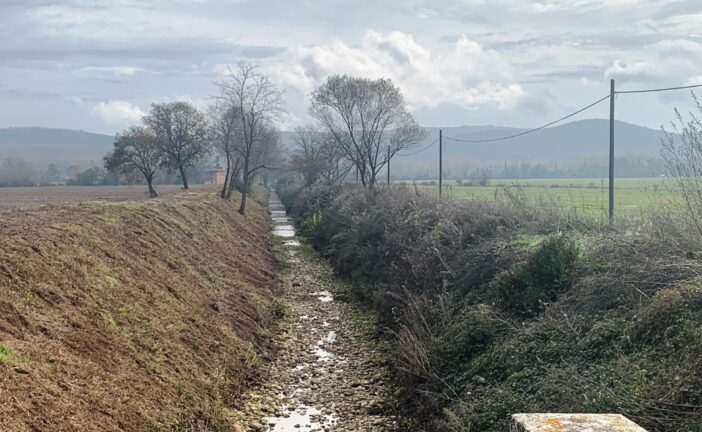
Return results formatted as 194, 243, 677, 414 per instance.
230, 194, 398, 432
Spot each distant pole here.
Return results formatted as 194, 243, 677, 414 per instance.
609, 79, 615, 227
387, 147, 391, 185
439, 129, 443, 198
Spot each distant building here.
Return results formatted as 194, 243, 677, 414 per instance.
207, 169, 227, 185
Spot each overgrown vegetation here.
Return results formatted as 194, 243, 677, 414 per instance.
278, 178, 702, 432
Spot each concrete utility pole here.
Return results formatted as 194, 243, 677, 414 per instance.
439, 129, 443, 199
609, 79, 615, 227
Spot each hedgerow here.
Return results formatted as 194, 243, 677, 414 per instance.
277, 179, 702, 432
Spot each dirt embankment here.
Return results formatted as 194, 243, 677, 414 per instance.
0, 190, 278, 431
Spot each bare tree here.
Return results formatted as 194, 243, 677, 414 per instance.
290, 126, 350, 186
216, 62, 283, 214
661, 93, 702, 240
209, 101, 243, 199
310, 75, 425, 187
144, 101, 210, 190
319, 131, 352, 184
104, 125, 162, 197
290, 126, 326, 186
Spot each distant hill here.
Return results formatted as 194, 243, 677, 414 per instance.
279, 119, 666, 162
0, 127, 114, 170
416, 119, 666, 163
0, 120, 667, 175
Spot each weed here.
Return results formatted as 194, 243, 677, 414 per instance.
0, 344, 14, 365
102, 313, 117, 328
271, 297, 289, 320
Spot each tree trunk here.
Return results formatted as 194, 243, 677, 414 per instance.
147, 178, 158, 198
239, 176, 248, 214
220, 158, 231, 199
239, 159, 250, 214
227, 169, 241, 199
179, 165, 189, 189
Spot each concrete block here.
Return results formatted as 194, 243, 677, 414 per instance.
511, 413, 647, 432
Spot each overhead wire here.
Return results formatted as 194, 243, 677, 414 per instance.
443, 94, 611, 143
616, 83, 702, 94
440, 82, 702, 144
399, 137, 439, 156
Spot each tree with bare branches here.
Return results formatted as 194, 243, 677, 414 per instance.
661, 93, 702, 240
216, 62, 284, 214
290, 125, 350, 186
104, 125, 162, 197
310, 75, 425, 187
209, 101, 243, 199
145, 101, 210, 190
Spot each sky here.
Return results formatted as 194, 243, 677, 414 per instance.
1, 0, 701, 135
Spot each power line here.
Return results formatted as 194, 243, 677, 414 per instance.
444, 94, 611, 143
616, 83, 702, 94
399, 137, 439, 156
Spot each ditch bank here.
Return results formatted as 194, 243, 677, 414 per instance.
278, 181, 702, 432
0, 190, 278, 431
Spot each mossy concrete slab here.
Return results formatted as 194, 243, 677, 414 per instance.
511, 413, 647, 432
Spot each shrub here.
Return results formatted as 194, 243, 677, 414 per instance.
494, 236, 580, 316
276, 180, 702, 432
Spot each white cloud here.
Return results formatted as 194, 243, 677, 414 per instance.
92, 100, 145, 125
605, 39, 702, 85
172, 95, 210, 112
604, 60, 653, 82
80, 66, 144, 76
264, 30, 525, 112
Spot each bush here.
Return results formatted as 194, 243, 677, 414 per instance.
276, 180, 702, 432
494, 236, 580, 316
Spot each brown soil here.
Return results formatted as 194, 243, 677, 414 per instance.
0, 189, 278, 431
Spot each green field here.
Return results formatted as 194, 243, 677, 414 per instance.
399, 178, 678, 220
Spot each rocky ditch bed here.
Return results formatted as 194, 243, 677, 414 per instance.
230, 195, 398, 431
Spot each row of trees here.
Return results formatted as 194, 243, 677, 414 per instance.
104, 63, 282, 214
106, 69, 425, 203
290, 75, 426, 188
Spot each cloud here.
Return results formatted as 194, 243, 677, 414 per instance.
80, 66, 143, 76
265, 30, 525, 112
604, 60, 654, 82
92, 100, 145, 125
605, 39, 702, 85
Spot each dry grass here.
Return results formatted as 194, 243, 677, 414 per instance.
0, 188, 278, 431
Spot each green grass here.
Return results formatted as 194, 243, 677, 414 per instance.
0, 344, 13, 364
399, 177, 677, 220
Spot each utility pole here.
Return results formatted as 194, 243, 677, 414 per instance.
609, 79, 615, 227
439, 129, 443, 199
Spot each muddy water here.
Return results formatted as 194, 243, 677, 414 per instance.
229, 193, 397, 431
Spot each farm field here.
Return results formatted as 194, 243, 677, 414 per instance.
401, 177, 676, 220
0, 184, 216, 212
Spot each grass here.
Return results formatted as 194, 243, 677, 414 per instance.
0, 344, 14, 365
399, 177, 676, 219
